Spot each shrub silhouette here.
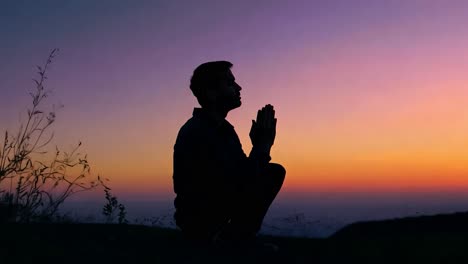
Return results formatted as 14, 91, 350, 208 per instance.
99, 176, 128, 224
0, 49, 101, 222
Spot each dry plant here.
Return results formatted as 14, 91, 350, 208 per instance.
0, 49, 100, 222
99, 176, 128, 224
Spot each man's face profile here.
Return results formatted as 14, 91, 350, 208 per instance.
213, 69, 242, 111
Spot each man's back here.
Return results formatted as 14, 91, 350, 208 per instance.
173, 108, 248, 238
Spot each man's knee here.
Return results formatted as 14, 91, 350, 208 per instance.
267, 163, 286, 184
268, 163, 286, 176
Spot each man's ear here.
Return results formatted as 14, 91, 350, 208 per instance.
204, 87, 218, 103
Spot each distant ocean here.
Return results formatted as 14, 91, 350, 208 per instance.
61, 192, 468, 238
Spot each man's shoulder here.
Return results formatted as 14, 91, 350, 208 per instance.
175, 116, 211, 144
178, 116, 205, 135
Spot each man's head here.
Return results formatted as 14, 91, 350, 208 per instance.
190, 61, 242, 111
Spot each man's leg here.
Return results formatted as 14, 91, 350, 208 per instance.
220, 163, 286, 240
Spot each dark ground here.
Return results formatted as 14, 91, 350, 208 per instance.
2, 211, 468, 263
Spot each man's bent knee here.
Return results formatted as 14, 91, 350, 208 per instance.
266, 163, 286, 189
268, 163, 286, 179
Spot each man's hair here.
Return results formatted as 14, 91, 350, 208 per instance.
190, 61, 233, 107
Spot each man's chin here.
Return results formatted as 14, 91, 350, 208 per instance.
222, 97, 242, 111
227, 101, 241, 111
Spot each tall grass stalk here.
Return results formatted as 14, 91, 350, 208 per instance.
0, 49, 100, 222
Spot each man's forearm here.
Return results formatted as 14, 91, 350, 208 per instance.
248, 145, 272, 165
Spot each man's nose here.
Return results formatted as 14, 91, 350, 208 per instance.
236, 83, 242, 91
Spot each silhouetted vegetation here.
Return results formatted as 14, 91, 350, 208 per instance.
99, 176, 128, 224
0, 49, 103, 222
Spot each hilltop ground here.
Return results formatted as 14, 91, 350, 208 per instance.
2, 211, 468, 264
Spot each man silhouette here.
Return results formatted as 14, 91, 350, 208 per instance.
173, 61, 286, 244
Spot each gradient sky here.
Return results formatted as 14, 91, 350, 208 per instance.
2, 1, 468, 214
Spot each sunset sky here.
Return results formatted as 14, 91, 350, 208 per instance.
2, 1, 468, 225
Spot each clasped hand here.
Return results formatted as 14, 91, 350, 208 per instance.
249, 104, 277, 152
